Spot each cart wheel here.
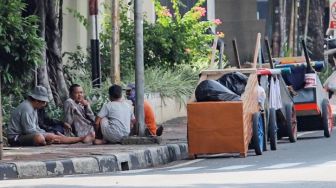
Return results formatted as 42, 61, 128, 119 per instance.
253, 112, 264, 155
269, 108, 277, 150
286, 103, 297, 142
322, 99, 333, 138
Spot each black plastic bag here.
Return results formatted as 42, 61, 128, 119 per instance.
195, 80, 241, 102
217, 72, 248, 96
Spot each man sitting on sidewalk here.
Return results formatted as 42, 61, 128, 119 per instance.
93, 84, 135, 145
125, 84, 163, 136
7, 86, 91, 146
63, 84, 95, 140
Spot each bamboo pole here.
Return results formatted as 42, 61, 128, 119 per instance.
253, 33, 261, 68
111, 0, 121, 84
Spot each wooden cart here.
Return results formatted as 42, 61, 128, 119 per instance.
188, 68, 262, 158
273, 40, 333, 138
261, 39, 298, 149
187, 33, 264, 158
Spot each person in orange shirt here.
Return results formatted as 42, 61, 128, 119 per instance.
125, 84, 163, 136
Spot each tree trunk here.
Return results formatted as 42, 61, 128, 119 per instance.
308, 0, 326, 60
280, 0, 287, 56
45, 0, 68, 105
272, 0, 280, 57
35, 0, 54, 102
25, 0, 68, 106
288, 0, 295, 57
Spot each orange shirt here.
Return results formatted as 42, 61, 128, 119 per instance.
144, 100, 157, 135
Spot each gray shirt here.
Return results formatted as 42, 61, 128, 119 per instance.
7, 100, 45, 139
98, 101, 134, 143
63, 98, 95, 137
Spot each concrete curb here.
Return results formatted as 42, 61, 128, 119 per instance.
0, 143, 188, 180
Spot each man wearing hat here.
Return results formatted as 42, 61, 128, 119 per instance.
7, 86, 90, 146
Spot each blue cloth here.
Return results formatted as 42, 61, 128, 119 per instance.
280, 64, 306, 90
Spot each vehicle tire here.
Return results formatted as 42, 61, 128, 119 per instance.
269, 108, 277, 150
286, 103, 297, 143
253, 112, 264, 155
322, 99, 333, 138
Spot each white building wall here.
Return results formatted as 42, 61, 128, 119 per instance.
62, 0, 89, 55
62, 0, 155, 55
145, 94, 187, 124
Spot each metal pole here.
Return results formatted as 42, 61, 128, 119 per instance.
89, 0, 101, 87
135, 0, 145, 136
111, 0, 121, 84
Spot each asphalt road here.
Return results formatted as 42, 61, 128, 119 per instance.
1, 130, 336, 188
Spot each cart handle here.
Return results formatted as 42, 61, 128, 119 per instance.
301, 39, 314, 73
264, 37, 274, 69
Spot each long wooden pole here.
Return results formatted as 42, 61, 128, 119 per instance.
111, 0, 120, 84
253, 33, 261, 68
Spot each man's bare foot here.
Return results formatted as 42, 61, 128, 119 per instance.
93, 139, 107, 145
82, 132, 95, 143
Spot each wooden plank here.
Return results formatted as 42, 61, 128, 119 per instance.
252, 33, 261, 68
273, 56, 306, 63
187, 102, 245, 155
200, 69, 257, 80
241, 73, 259, 153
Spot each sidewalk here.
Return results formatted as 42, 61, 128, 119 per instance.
0, 117, 188, 180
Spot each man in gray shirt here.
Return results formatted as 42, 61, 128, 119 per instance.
93, 84, 135, 145
7, 86, 91, 146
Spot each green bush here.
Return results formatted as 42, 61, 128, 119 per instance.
0, 0, 43, 90
0, 1, 44, 131
99, 0, 222, 79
